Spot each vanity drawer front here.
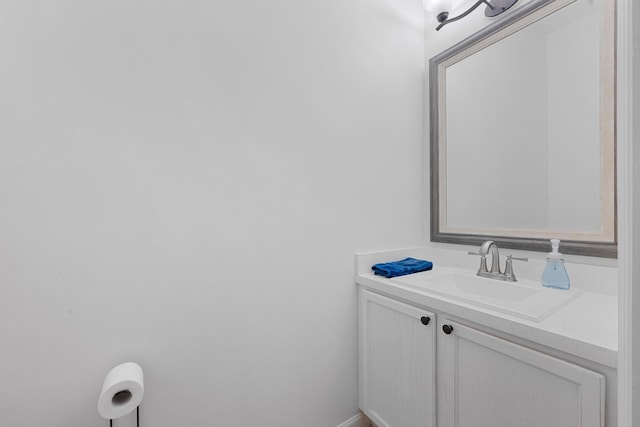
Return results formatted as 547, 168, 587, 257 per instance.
438, 320, 605, 427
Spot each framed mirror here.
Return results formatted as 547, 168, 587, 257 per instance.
429, 0, 616, 257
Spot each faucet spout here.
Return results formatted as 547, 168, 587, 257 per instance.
469, 240, 529, 282
478, 240, 501, 274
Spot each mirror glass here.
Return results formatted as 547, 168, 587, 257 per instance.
430, 0, 616, 257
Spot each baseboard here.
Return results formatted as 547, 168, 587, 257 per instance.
336, 412, 364, 427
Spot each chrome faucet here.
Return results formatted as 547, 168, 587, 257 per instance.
468, 240, 528, 282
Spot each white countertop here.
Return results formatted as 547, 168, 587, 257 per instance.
355, 247, 618, 369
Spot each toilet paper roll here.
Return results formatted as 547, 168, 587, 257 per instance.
97, 362, 144, 420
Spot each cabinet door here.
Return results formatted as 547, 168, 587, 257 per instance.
438, 320, 605, 427
359, 290, 436, 427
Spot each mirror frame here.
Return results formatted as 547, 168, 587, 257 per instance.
429, 0, 617, 258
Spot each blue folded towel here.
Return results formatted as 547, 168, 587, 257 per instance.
372, 257, 433, 278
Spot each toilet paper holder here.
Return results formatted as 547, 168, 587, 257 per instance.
109, 406, 139, 427
98, 362, 144, 426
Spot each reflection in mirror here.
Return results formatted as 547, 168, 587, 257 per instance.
430, 0, 616, 257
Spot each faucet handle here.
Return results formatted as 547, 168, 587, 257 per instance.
504, 255, 528, 282
468, 251, 489, 274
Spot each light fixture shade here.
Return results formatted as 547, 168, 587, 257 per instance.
422, 0, 453, 14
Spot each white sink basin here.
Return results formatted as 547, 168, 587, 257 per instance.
392, 271, 581, 322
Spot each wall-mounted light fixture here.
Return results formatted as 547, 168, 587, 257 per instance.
423, 0, 519, 31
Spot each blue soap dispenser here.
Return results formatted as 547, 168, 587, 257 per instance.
541, 239, 570, 290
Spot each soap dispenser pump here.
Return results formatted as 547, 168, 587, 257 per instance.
541, 239, 570, 290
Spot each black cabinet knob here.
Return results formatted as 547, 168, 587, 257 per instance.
420, 316, 430, 325
442, 324, 454, 335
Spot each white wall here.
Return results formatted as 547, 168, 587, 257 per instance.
617, 0, 640, 424
633, 0, 640, 420
0, 1, 425, 426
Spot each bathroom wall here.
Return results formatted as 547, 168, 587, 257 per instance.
0, 1, 424, 426
623, 0, 640, 422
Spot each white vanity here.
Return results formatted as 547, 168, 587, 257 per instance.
356, 247, 617, 427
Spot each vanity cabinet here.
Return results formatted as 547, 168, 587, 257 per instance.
437, 320, 604, 427
359, 290, 436, 427
359, 289, 606, 427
